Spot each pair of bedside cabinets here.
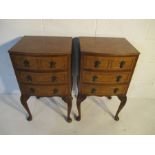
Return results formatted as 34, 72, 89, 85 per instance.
9, 36, 139, 123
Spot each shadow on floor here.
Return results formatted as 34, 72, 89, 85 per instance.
0, 37, 22, 94
91, 97, 115, 119
39, 97, 72, 121
0, 95, 26, 115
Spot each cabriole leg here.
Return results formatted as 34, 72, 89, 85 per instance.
62, 96, 73, 123
20, 94, 32, 121
115, 95, 127, 121
76, 94, 86, 121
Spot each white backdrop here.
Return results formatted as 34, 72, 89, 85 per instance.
0, 19, 155, 98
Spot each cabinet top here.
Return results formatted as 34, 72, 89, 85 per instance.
9, 36, 72, 54
79, 37, 140, 55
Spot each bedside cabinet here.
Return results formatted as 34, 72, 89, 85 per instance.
9, 36, 73, 122
76, 37, 139, 121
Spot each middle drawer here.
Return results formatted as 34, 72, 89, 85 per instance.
81, 71, 131, 84
17, 71, 68, 84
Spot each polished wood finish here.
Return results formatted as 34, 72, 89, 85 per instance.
82, 71, 131, 84
76, 37, 139, 121
79, 37, 139, 55
9, 36, 72, 122
11, 55, 69, 71
83, 55, 136, 70
9, 36, 72, 54
17, 71, 67, 84
81, 84, 128, 96
21, 84, 68, 96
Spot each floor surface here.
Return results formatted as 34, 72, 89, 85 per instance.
0, 94, 155, 134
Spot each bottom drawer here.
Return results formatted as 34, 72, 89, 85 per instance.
80, 84, 128, 96
21, 84, 69, 96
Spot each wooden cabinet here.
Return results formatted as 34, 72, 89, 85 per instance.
76, 37, 139, 121
9, 36, 72, 122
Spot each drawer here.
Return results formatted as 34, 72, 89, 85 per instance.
110, 56, 136, 70
81, 84, 128, 96
17, 71, 68, 84
21, 84, 68, 96
83, 55, 109, 70
81, 71, 131, 84
11, 55, 68, 71
82, 55, 136, 71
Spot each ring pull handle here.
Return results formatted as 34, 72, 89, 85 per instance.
116, 75, 122, 82
29, 88, 35, 94
51, 76, 57, 82
49, 61, 56, 68
120, 61, 126, 68
113, 88, 119, 94
53, 88, 58, 94
92, 76, 98, 82
26, 75, 32, 82
23, 59, 29, 67
94, 60, 101, 68
91, 88, 96, 94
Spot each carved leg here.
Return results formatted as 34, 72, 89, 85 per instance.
62, 96, 73, 123
20, 94, 32, 121
76, 94, 86, 121
106, 96, 112, 99
114, 95, 127, 121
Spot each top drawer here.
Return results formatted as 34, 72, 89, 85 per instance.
110, 56, 137, 70
83, 55, 109, 70
11, 55, 69, 71
83, 55, 137, 71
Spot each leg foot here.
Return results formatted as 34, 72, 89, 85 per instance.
76, 94, 86, 121
20, 94, 32, 121
76, 116, 81, 121
62, 96, 73, 123
114, 95, 127, 121
114, 116, 119, 121
27, 115, 32, 121
66, 117, 72, 123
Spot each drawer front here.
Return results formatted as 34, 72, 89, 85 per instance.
21, 84, 68, 96
81, 84, 128, 96
83, 55, 109, 70
11, 55, 68, 71
82, 55, 136, 71
17, 71, 68, 84
81, 71, 131, 84
110, 56, 136, 70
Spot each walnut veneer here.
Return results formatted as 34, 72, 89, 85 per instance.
9, 36, 72, 122
76, 37, 139, 121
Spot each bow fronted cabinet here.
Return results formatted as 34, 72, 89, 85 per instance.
9, 36, 73, 122
76, 37, 140, 121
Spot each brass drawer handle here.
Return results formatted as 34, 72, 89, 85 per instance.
29, 88, 35, 94
120, 61, 126, 68
26, 75, 32, 82
113, 88, 119, 94
53, 88, 58, 94
116, 75, 122, 82
92, 76, 98, 82
49, 61, 56, 68
23, 59, 29, 67
51, 76, 57, 82
91, 88, 96, 94
94, 60, 101, 68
